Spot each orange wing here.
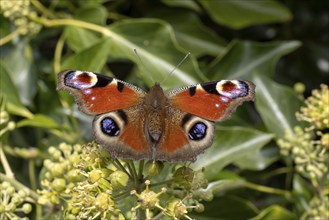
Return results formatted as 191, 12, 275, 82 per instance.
167, 80, 255, 122
57, 70, 146, 114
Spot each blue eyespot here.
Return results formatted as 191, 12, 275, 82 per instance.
188, 122, 207, 140
101, 118, 120, 136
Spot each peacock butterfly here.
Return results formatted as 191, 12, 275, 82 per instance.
57, 70, 255, 162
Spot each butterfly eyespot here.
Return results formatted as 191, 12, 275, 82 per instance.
101, 117, 120, 136
188, 122, 207, 140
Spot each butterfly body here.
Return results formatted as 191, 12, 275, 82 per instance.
58, 70, 255, 162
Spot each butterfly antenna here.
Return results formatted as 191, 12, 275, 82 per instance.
134, 49, 155, 84
160, 52, 190, 84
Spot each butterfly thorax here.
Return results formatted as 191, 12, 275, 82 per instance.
144, 83, 168, 144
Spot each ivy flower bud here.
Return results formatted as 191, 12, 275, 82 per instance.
167, 199, 188, 219
67, 169, 83, 182
145, 161, 164, 176
172, 167, 194, 190
22, 203, 32, 214
109, 170, 129, 189
51, 178, 66, 193
89, 169, 103, 183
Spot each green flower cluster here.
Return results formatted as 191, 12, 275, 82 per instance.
0, 0, 41, 36
0, 181, 32, 220
278, 126, 327, 181
278, 84, 328, 220
296, 84, 329, 130
303, 195, 329, 220
278, 84, 329, 184
38, 142, 210, 219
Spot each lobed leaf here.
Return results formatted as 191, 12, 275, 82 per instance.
200, 0, 292, 29
253, 73, 303, 138
192, 126, 273, 179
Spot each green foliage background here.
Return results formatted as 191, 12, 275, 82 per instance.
0, 0, 328, 219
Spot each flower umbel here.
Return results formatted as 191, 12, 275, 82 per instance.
0, 181, 33, 220
278, 84, 329, 220
37, 142, 210, 219
296, 84, 329, 130
0, 0, 41, 36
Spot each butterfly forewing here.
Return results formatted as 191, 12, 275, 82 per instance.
167, 80, 255, 122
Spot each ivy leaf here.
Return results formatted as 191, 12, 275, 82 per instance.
62, 39, 112, 72
108, 19, 203, 87
192, 126, 273, 179
249, 205, 296, 220
148, 9, 226, 57
16, 114, 61, 129
200, 0, 292, 29
253, 73, 303, 138
208, 40, 301, 80
0, 61, 32, 118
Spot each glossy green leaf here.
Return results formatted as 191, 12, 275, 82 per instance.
64, 6, 106, 52
200, 177, 246, 197
75, 6, 107, 25
249, 205, 296, 220
200, 0, 292, 29
208, 40, 301, 80
292, 174, 313, 213
161, 0, 201, 13
149, 9, 226, 57
16, 114, 61, 129
108, 19, 203, 87
2, 41, 37, 106
62, 39, 112, 72
64, 27, 100, 52
0, 61, 32, 118
191, 196, 258, 220
253, 74, 303, 138
192, 126, 273, 179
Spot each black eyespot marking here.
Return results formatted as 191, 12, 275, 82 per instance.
117, 110, 128, 125
188, 122, 207, 140
101, 117, 120, 136
201, 82, 219, 95
117, 81, 124, 92
181, 114, 192, 127
188, 86, 196, 96
94, 74, 112, 87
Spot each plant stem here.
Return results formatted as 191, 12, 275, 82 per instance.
244, 181, 292, 200
28, 159, 36, 191
113, 159, 131, 179
125, 160, 138, 182
0, 27, 24, 46
138, 160, 144, 181
0, 173, 39, 201
149, 179, 174, 188
31, 0, 56, 18
112, 190, 131, 201
0, 144, 14, 178
54, 33, 65, 74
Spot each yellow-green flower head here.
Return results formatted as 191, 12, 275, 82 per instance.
0, 0, 41, 36
167, 199, 188, 219
296, 84, 329, 130
0, 181, 33, 220
109, 170, 129, 189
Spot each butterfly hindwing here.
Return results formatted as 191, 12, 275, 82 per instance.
57, 70, 146, 114
167, 80, 255, 122
93, 108, 151, 160
155, 110, 215, 162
